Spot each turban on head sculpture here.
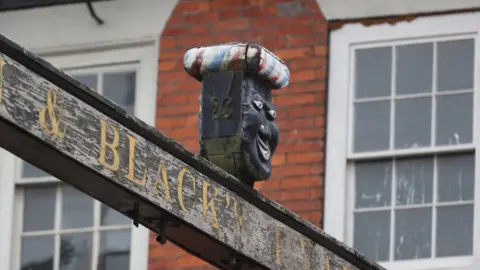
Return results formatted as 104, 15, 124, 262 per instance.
183, 42, 290, 187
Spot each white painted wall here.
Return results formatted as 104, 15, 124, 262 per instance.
318, 0, 480, 21
0, 1, 178, 270
0, 0, 178, 53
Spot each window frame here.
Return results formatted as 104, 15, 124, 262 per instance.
0, 41, 158, 270
325, 11, 480, 270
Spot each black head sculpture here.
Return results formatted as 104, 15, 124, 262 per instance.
183, 43, 289, 187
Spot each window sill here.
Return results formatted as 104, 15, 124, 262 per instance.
380, 256, 475, 270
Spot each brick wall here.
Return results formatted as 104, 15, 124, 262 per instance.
150, 0, 328, 269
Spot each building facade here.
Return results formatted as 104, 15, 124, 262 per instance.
0, 0, 478, 270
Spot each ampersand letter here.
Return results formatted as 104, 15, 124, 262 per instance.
39, 89, 66, 139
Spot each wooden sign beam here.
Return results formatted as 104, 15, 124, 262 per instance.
0, 34, 384, 270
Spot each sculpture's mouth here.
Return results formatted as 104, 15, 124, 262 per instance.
257, 137, 271, 161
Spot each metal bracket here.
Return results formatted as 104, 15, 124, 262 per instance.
143, 215, 182, 245
125, 201, 141, 227
221, 252, 256, 270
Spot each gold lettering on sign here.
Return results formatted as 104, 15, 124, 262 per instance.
225, 193, 230, 208
325, 256, 331, 270
233, 199, 243, 226
39, 89, 66, 139
300, 239, 311, 268
154, 159, 172, 202
202, 181, 220, 229
225, 194, 243, 231
0, 59, 5, 104
98, 120, 120, 171
275, 225, 281, 265
126, 135, 147, 186
178, 167, 196, 212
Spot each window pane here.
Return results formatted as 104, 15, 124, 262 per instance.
436, 204, 473, 257
395, 157, 433, 206
60, 232, 93, 270
61, 185, 94, 229
396, 43, 433, 95
394, 97, 431, 149
73, 74, 98, 91
98, 230, 131, 270
394, 208, 432, 260
354, 211, 390, 261
23, 186, 56, 232
22, 161, 49, 178
100, 204, 130, 226
355, 160, 392, 209
21, 235, 54, 270
436, 93, 473, 146
437, 153, 474, 202
103, 72, 136, 114
354, 101, 390, 152
437, 39, 474, 91
355, 47, 392, 99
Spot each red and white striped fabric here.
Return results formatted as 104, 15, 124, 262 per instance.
183, 42, 290, 89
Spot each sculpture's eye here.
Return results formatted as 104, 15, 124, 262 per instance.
252, 100, 263, 110
267, 109, 276, 120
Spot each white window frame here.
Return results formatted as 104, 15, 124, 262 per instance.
325, 11, 480, 270
317, 0, 480, 21
0, 40, 159, 270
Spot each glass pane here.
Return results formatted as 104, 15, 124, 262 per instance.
98, 230, 131, 270
437, 39, 474, 91
21, 235, 54, 270
436, 93, 473, 146
437, 153, 475, 202
394, 97, 431, 149
394, 208, 432, 260
354, 211, 390, 261
395, 157, 433, 206
355, 160, 392, 209
437, 204, 473, 257
355, 47, 392, 99
100, 204, 130, 226
103, 72, 136, 114
61, 185, 94, 229
396, 43, 433, 95
73, 74, 98, 91
354, 101, 390, 152
22, 161, 49, 178
60, 232, 93, 270
23, 186, 56, 232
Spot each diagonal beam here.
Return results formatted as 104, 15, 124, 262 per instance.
0, 34, 385, 270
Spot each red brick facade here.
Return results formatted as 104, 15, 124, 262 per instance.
150, 0, 328, 268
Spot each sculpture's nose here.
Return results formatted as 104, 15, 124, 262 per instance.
259, 124, 271, 141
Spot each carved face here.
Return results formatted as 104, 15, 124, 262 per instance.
241, 76, 279, 180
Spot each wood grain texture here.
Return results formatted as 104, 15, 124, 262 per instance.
0, 35, 384, 270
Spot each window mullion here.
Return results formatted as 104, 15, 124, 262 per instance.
91, 200, 100, 270
390, 45, 396, 151
53, 184, 62, 270
431, 41, 438, 148
389, 159, 396, 261
98, 72, 104, 96
388, 44, 397, 262
431, 155, 438, 258
13, 188, 25, 270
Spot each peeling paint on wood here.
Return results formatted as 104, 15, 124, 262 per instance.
0, 35, 385, 270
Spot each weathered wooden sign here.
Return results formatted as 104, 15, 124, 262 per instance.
0, 34, 384, 270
